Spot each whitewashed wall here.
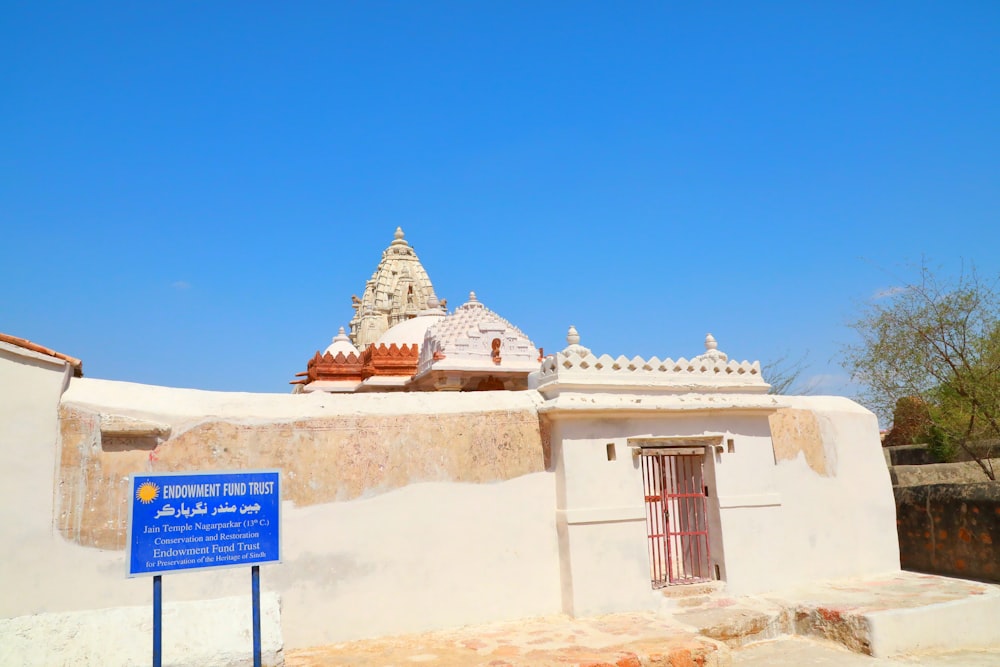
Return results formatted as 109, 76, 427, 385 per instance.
546, 397, 900, 615
0, 348, 897, 659
0, 363, 563, 653
0, 343, 74, 616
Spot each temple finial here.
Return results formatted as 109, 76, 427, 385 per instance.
700, 332, 727, 362
567, 325, 580, 346
469, 291, 478, 302
562, 325, 591, 357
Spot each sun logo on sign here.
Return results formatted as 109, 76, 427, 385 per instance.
136, 482, 159, 504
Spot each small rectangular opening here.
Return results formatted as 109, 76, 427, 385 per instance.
101, 435, 158, 452
727, 438, 735, 454
606, 443, 616, 461
715, 564, 721, 580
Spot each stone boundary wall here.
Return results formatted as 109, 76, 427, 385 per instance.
890, 459, 1000, 487
894, 482, 1000, 583
883, 444, 936, 467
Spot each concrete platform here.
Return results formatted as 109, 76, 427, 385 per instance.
286, 572, 1000, 667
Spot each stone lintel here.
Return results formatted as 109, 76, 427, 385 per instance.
99, 413, 171, 437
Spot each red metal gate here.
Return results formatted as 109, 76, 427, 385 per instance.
641, 449, 712, 587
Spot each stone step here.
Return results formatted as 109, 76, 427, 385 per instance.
673, 603, 790, 649
765, 572, 1000, 658
655, 580, 728, 613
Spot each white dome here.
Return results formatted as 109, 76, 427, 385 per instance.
415, 292, 538, 375
374, 312, 445, 349
324, 327, 361, 357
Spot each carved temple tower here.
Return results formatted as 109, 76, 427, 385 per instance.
348, 227, 437, 349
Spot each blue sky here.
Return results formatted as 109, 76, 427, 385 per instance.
2, 3, 998, 397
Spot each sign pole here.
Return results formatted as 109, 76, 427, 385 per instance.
153, 574, 162, 667
252, 565, 262, 667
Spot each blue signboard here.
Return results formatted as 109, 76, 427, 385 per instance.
127, 470, 281, 577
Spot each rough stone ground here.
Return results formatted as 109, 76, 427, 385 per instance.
285, 573, 1000, 667
286, 612, 724, 667
733, 637, 1000, 666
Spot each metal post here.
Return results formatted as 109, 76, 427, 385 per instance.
252, 565, 262, 667
153, 575, 162, 667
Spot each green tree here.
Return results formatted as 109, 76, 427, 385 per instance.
843, 263, 1000, 480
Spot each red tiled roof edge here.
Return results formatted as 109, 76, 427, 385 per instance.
0, 333, 83, 377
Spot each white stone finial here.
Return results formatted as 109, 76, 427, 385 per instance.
427, 294, 439, 309
700, 332, 727, 362
391, 226, 408, 245
469, 291, 478, 302
562, 324, 591, 357
567, 325, 580, 346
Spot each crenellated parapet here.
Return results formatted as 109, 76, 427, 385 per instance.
305, 350, 363, 382
534, 328, 769, 395
361, 342, 420, 379
291, 327, 365, 392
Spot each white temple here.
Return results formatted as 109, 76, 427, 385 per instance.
294, 229, 541, 393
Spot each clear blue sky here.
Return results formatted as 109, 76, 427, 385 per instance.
3, 3, 998, 396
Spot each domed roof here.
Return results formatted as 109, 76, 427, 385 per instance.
373, 301, 446, 349
415, 292, 538, 375
323, 327, 361, 357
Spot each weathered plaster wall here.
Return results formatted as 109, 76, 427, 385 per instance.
3, 377, 561, 650
894, 482, 999, 583
764, 396, 900, 592
57, 379, 546, 549
769, 407, 832, 476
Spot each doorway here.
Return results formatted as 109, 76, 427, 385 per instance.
639, 445, 713, 587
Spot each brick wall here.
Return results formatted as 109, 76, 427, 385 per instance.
894, 482, 1000, 582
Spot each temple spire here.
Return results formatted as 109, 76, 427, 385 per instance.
348, 228, 437, 349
